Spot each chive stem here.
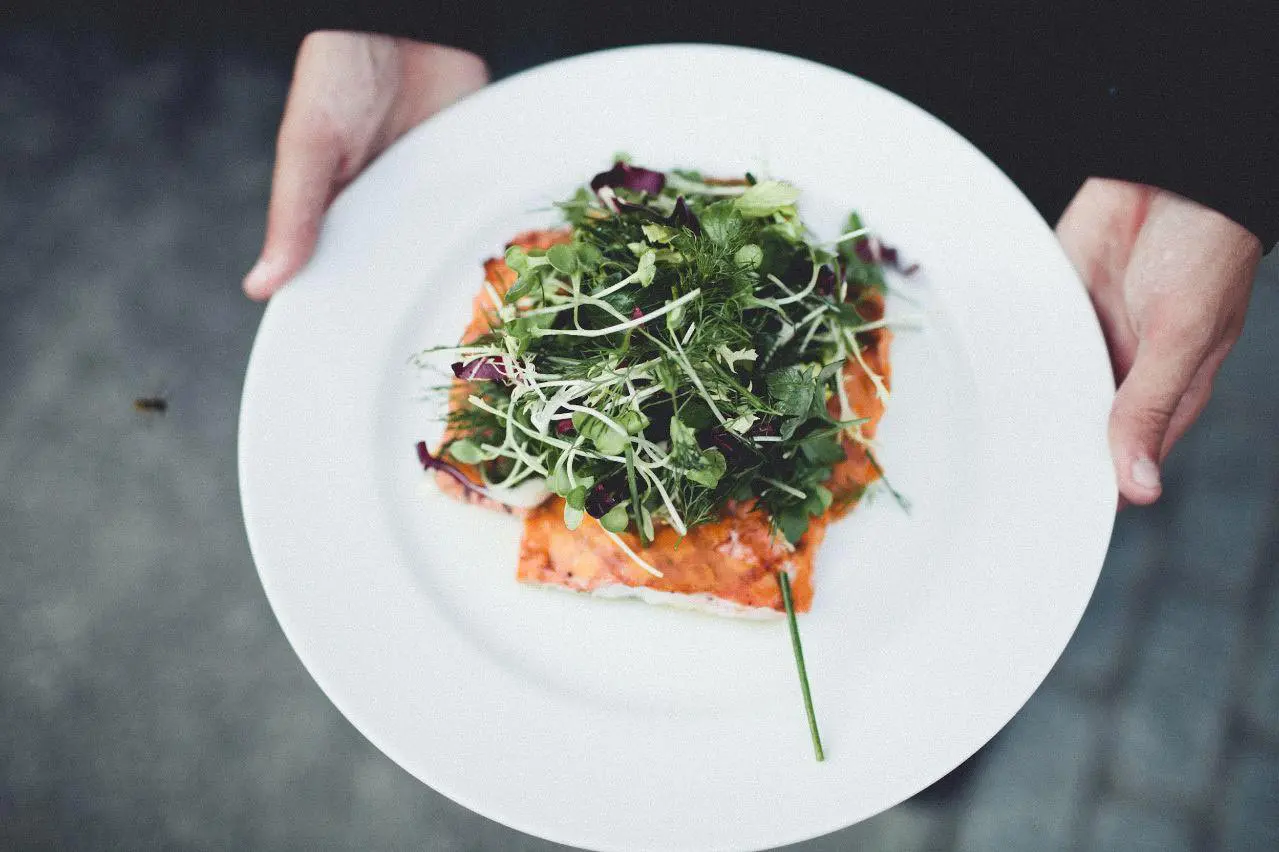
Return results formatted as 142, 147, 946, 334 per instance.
778, 569, 824, 761
624, 446, 647, 545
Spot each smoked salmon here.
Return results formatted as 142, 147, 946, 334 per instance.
436, 230, 890, 616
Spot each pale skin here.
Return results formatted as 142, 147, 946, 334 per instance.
245, 31, 1264, 508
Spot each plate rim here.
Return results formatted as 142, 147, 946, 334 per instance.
239, 41, 1117, 852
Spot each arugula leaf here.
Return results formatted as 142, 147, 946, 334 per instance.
779, 415, 806, 441
686, 448, 727, 488
699, 200, 745, 247
799, 434, 846, 465
678, 401, 715, 430
777, 505, 811, 543
669, 416, 699, 449
766, 366, 817, 416
817, 360, 845, 384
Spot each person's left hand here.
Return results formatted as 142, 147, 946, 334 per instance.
1056, 177, 1262, 506
243, 31, 488, 300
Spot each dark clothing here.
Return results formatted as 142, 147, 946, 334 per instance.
37, 0, 1279, 248
302, 1, 1277, 251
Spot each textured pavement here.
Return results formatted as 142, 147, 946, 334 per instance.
2, 31, 1277, 852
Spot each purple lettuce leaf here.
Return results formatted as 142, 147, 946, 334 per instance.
815, 264, 836, 296
853, 235, 919, 275
584, 478, 624, 518
590, 161, 666, 195
670, 196, 702, 235
416, 440, 491, 499
703, 425, 751, 467
451, 357, 509, 382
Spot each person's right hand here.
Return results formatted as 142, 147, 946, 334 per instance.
243, 31, 488, 300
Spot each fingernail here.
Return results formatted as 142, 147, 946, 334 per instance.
242, 256, 276, 297
1131, 456, 1160, 490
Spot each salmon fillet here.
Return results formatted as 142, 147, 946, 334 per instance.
436, 231, 891, 615
518, 500, 825, 616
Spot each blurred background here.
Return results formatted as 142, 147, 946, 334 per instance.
2, 13, 1277, 852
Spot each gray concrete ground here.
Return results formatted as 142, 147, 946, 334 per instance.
2, 31, 1277, 852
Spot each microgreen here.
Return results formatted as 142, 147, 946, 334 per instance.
423, 162, 905, 548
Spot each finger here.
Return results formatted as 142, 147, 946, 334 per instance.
1055, 179, 1145, 383
1158, 343, 1231, 461
244, 35, 351, 301
1089, 286, 1140, 383
387, 41, 489, 138
1108, 333, 1207, 505
243, 129, 343, 301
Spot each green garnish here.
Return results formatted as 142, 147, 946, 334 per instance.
421, 162, 903, 761
424, 162, 893, 546
779, 568, 824, 761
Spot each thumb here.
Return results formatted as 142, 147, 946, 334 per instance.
1108, 334, 1202, 505
242, 125, 342, 301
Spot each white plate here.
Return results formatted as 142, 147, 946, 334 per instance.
239, 44, 1116, 852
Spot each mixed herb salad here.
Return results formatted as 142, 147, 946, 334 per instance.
415, 159, 913, 761
420, 160, 908, 547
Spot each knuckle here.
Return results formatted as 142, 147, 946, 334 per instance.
1142, 310, 1204, 350
1113, 396, 1176, 435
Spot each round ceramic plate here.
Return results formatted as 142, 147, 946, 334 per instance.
239, 44, 1116, 852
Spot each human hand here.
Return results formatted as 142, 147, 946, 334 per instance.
1056, 177, 1262, 506
243, 31, 488, 300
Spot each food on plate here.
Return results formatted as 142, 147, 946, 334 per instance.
414, 161, 910, 758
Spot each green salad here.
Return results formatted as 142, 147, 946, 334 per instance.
420, 160, 905, 548
415, 159, 913, 762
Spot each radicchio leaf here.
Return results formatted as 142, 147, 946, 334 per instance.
815, 264, 836, 296
748, 415, 780, 438
854, 235, 919, 275
416, 441, 491, 499
451, 357, 509, 382
703, 425, 751, 467
584, 479, 624, 518
590, 161, 666, 195
670, 196, 702, 235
